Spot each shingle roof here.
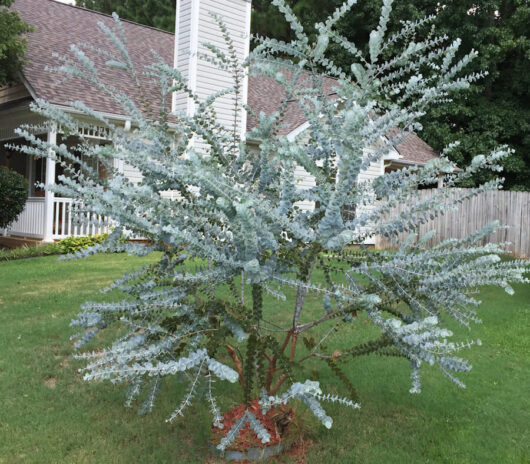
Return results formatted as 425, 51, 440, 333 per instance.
12, 0, 437, 165
13, 0, 174, 117
246, 73, 338, 136
393, 132, 438, 164
247, 73, 437, 164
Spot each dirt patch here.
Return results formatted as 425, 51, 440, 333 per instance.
19, 277, 113, 298
284, 437, 313, 463
44, 377, 56, 389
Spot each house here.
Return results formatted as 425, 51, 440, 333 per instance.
0, 0, 438, 244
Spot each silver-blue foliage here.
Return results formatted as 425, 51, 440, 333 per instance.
15, 0, 529, 449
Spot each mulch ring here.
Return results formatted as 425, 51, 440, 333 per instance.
210, 400, 312, 462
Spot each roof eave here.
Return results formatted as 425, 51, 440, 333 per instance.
385, 158, 429, 168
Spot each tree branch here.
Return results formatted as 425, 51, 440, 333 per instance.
226, 344, 244, 387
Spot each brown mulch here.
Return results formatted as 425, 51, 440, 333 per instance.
210, 400, 313, 462
211, 400, 294, 450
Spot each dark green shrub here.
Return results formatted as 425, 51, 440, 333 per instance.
0, 168, 28, 228
57, 234, 109, 254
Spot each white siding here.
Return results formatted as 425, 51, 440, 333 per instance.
291, 150, 384, 226
197, 0, 249, 135
286, 127, 385, 243
0, 108, 45, 141
293, 164, 316, 212
358, 155, 384, 183
173, 0, 251, 140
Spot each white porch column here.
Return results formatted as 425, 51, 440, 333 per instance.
43, 128, 57, 242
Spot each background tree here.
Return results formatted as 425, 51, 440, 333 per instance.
0, 0, 32, 85
253, 0, 530, 191
77, 0, 176, 32
417, 1, 530, 191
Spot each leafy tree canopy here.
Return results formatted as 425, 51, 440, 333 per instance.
0, 0, 32, 85
77, 0, 176, 32
253, 0, 530, 190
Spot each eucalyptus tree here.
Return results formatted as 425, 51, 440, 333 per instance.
15, 0, 528, 452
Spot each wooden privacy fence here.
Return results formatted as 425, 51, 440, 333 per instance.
374, 189, 530, 258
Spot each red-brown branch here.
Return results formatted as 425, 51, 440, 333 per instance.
226, 344, 244, 387
269, 374, 286, 395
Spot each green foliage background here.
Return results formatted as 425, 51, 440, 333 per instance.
76, 0, 529, 190
0, 0, 32, 85
0, 167, 28, 228
77, 0, 176, 32
0, 234, 110, 261
255, 0, 530, 190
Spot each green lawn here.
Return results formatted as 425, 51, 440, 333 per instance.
0, 254, 528, 463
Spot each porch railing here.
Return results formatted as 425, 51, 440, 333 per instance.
51, 197, 110, 239
2, 197, 46, 239
1, 197, 110, 240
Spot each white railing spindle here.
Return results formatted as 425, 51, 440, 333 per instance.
51, 198, 110, 239
3, 197, 111, 240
